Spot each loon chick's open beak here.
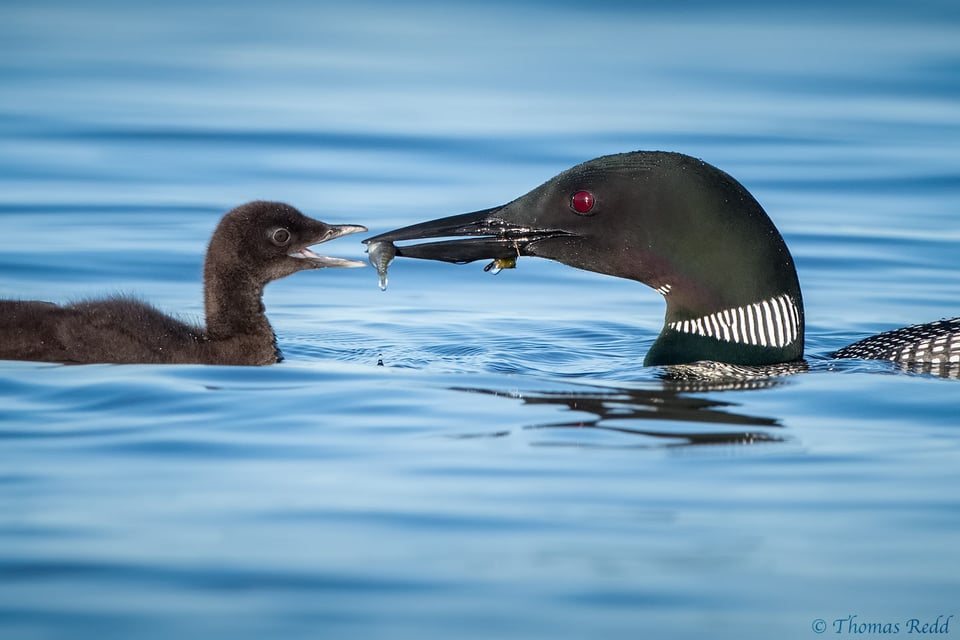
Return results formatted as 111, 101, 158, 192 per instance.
293, 224, 369, 268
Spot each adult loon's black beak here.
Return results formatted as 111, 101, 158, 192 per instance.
363, 205, 572, 264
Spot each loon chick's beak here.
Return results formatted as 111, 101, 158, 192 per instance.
363, 206, 572, 264
293, 224, 369, 268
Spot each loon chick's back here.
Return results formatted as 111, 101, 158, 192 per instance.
363, 151, 959, 370
0, 201, 366, 365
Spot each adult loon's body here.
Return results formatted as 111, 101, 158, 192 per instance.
0, 201, 366, 365
364, 151, 958, 370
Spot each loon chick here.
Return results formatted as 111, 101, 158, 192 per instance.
0, 201, 366, 365
364, 151, 958, 369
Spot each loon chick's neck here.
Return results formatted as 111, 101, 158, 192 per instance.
0, 201, 366, 365
365, 151, 805, 367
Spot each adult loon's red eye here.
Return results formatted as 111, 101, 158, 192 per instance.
571, 190, 595, 215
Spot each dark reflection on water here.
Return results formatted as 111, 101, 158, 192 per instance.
902, 361, 960, 380
821, 354, 960, 380
658, 359, 810, 390
451, 365, 802, 446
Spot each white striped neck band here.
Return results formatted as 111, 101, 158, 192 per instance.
667, 294, 801, 349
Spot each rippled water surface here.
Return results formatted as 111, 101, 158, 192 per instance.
2, 2, 959, 638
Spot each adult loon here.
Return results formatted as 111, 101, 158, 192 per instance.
0, 201, 366, 365
364, 151, 959, 370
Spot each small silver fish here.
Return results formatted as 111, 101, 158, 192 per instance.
366, 240, 397, 291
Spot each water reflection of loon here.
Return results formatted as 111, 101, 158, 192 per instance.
449, 373, 797, 447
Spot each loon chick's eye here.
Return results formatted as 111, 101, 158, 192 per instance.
570, 190, 595, 215
270, 227, 291, 246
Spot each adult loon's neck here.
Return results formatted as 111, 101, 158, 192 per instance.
647, 290, 805, 366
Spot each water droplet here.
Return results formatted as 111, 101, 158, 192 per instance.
367, 241, 396, 291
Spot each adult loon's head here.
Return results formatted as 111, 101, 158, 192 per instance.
365, 151, 804, 366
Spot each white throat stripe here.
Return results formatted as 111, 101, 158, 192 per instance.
669, 294, 800, 348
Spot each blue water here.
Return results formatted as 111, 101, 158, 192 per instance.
2, 2, 959, 638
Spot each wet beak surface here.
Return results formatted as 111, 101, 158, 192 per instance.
364, 207, 569, 264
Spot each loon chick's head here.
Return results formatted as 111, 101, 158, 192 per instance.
365, 151, 804, 367
203, 201, 367, 341
206, 200, 368, 285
